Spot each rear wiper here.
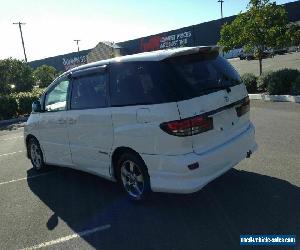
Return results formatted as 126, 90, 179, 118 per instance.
219, 74, 242, 89
229, 79, 242, 85
202, 85, 232, 93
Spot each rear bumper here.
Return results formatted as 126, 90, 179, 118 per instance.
142, 123, 257, 194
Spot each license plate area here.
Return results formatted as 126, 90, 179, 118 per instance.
213, 108, 238, 131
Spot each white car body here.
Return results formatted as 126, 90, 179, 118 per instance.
24, 46, 257, 194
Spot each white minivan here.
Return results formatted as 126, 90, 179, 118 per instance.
24, 46, 257, 200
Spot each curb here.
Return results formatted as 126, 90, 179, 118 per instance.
0, 116, 28, 127
249, 94, 300, 103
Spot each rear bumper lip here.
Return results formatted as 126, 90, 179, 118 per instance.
143, 123, 257, 194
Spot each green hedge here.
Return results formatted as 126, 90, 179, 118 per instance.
257, 71, 273, 92
0, 88, 44, 120
266, 69, 299, 95
242, 69, 300, 95
0, 95, 18, 120
241, 73, 257, 93
291, 75, 300, 95
12, 88, 44, 115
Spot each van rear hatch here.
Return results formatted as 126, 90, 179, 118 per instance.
162, 48, 251, 154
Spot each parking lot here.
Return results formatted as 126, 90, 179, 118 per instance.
0, 100, 299, 250
229, 52, 300, 76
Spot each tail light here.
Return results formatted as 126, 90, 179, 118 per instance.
236, 96, 250, 117
160, 115, 213, 137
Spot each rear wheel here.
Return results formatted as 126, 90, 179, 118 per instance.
117, 153, 151, 201
28, 138, 45, 171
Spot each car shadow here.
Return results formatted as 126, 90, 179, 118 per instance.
27, 167, 300, 250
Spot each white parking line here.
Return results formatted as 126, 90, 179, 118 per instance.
0, 172, 55, 186
0, 136, 23, 141
0, 150, 23, 157
20, 224, 111, 250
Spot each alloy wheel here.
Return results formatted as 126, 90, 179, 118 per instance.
30, 141, 42, 170
120, 160, 145, 199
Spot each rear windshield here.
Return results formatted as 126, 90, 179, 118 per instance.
109, 53, 242, 106
164, 51, 242, 100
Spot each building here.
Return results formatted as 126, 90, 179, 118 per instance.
29, 0, 300, 71
117, 0, 300, 55
87, 41, 122, 63
29, 49, 91, 72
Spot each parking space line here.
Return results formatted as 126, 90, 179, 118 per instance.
0, 136, 23, 141
0, 151, 23, 157
0, 172, 56, 186
20, 224, 111, 250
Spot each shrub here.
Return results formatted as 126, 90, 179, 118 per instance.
16, 93, 38, 115
241, 73, 257, 93
0, 88, 44, 120
13, 88, 44, 115
0, 95, 18, 120
291, 75, 300, 95
31, 87, 45, 96
257, 71, 273, 92
267, 69, 299, 95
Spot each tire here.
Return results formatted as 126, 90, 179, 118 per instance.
117, 153, 151, 201
28, 138, 45, 171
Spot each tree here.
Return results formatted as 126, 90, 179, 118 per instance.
0, 61, 11, 95
33, 65, 58, 88
218, 0, 291, 75
0, 58, 34, 94
287, 24, 300, 47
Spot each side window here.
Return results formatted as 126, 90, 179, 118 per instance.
70, 73, 107, 110
109, 62, 175, 106
44, 79, 70, 112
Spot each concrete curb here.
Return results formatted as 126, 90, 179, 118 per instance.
0, 116, 28, 127
249, 94, 300, 103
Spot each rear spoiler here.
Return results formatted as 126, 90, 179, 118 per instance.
166, 46, 221, 59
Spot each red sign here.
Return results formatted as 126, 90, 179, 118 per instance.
140, 31, 192, 52
140, 35, 162, 52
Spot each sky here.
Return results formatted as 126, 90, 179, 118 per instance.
0, 0, 295, 61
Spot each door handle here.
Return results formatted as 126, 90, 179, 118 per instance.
68, 118, 77, 125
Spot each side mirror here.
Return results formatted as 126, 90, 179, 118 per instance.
32, 100, 42, 113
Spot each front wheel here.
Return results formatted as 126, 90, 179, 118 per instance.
117, 153, 151, 201
28, 138, 45, 171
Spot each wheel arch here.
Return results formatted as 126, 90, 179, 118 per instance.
111, 146, 147, 181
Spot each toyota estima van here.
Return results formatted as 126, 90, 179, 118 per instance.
25, 46, 257, 201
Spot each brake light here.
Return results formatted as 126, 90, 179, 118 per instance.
160, 115, 213, 137
236, 96, 250, 117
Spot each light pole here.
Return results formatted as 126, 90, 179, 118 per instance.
218, 0, 224, 19
13, 22, 27, 62
74, 39, 81, 52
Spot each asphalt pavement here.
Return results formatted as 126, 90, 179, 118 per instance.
229, 51, 300, 76
0, 100, 299, 250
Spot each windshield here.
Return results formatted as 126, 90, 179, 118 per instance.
165, 52, 242, 99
